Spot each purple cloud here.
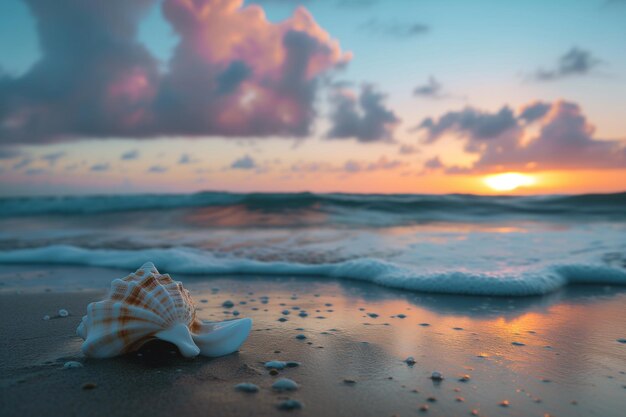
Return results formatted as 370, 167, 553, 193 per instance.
416, 100, 626, 173
413, 76, 443, 98
231, 155, 257, 170
532, 47, 602, 81
327, 85, 400, 143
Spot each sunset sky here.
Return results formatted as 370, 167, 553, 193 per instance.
0, 0, 625, 196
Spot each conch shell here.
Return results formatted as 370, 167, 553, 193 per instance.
76, 262, 252, 358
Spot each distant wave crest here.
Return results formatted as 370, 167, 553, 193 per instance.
1, 191, 625, 221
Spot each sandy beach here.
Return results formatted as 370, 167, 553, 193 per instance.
1, 265, 625, 417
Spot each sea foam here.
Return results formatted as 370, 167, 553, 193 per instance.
0, 245, 624, 297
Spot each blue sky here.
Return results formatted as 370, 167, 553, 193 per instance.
0, 0, 625, 195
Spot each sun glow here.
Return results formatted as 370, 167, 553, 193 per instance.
484, 172, 536, 192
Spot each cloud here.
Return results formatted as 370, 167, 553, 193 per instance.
289, 156, 404, 174
398, 144, 419, 155
13, 158, 33, 170
342, 156, 405, 173
90, 163, 110, 172
413, 76, 443, 98
423, 156, 443, 170
41, 151, 66, 166
518, 101, 551, 123
231, 155, 257, 170
417, 106, 517, 151
148, 165, 168, 173
416, 100, 626, 173
327, 85, 400, 143
178, 153, 199, 164
532, 47, 602, 81
289, 160, 334, 173
121, 149, 140, 160
0, 0, 350, 145
359, 19, 429, 39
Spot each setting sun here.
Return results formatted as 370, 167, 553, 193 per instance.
484, 172, 536, 192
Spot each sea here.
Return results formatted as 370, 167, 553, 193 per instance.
0, 191, 625, 296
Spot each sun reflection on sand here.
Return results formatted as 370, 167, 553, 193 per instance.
186, 278, 626, 416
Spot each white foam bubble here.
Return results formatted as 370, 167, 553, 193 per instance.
0, 245, 624, 297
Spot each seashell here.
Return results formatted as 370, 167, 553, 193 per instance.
76, 262, 252, 358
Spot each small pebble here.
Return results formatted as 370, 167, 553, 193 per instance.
295, 334, 307, 340
222, 300, 234, 308
265, 360, 286, 370
277, 399, 303, 410
285, 361, 301, 368
367, 313, 379, 318
272, 378, 299, 391
282, 310, 290, 315
471, 410, 479, 416
419, 323, 430, 327
235, 383, 259, 393
298, 311, 308, 317
63, 361, 83, 369
43, 315, 50, 321
455, 396, 465, 402
343, 379, 356, 384
499, 400, 510, 407
511, 342, 525, 346
269, 369, 279, 375
232, 310, 240, 316
426, 396, 437, 402
397, 314, 406, 319
430, 371, 443, 381
278, 317, 288, 322
58, 309, 69, 317
459, 374, 471, 382
81, 382, 97, 390
617, 338, 626, 344
404, 356, 416, 365
419, 404, 429, 412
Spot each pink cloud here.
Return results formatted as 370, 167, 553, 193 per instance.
0, 0, 350, 144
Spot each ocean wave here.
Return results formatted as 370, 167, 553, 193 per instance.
0, 191, 625, 220
1, 245, 624, 297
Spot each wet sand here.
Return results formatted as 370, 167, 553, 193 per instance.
1, 265, 625, 417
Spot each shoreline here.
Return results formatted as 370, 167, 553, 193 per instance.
1, 265, 625, 417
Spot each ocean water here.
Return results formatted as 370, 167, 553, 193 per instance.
0, 192, 625, 296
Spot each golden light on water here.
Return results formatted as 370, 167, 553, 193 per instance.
484, 172, 536, 192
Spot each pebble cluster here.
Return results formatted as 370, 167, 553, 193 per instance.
45, 283, 626, 415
